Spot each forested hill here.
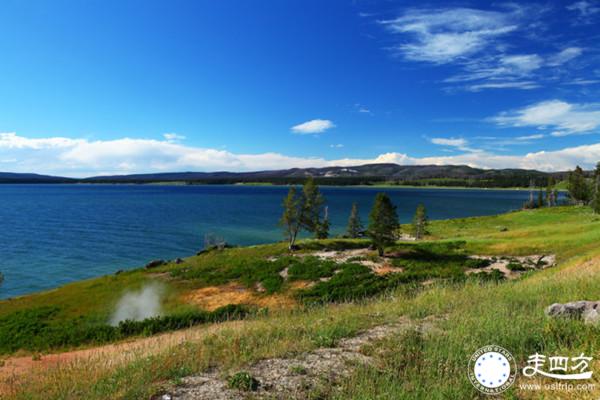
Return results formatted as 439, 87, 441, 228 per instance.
84, 164, 573, 187
0, 172, 75, 183
0, 164, 580, 187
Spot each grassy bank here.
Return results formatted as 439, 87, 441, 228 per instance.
2, 206, 600, 399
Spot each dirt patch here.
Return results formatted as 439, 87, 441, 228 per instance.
465, 254, 556, 279
182, 283, 296, 311
302, 249, 404, 277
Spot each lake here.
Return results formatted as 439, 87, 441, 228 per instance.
0, 184, 545, 298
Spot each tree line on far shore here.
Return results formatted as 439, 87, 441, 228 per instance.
280, 177, 427, 255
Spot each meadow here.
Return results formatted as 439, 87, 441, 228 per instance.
1, 205, 600, 399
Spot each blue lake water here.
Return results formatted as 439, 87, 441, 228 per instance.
0, 184, 543, 299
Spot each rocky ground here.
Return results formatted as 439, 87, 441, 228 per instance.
159, 316, 440, 400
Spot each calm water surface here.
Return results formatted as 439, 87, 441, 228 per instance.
0, 184, 540, 298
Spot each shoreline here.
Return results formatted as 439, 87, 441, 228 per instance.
0, 181, 566, 191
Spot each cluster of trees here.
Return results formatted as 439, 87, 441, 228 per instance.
523, 177, 560, 209
568, 163, 600, 213
279, 178, 330, 250
280, 178, 429, 255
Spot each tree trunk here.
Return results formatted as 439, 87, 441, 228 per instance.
378, 246, 384, 257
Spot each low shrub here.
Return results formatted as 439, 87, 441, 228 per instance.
228, 371, 259, 391
507, 262, 527, 271
0, 304, 253, 354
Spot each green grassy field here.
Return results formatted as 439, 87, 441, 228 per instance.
2, 205, 600, 399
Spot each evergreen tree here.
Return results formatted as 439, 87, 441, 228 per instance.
280, 187, 303, 250
300, 177, 326, 238
568, 166, 590, 204
592, 162, 600, 214
316, 206, 330, 239
346, 202, 363, 238
412, 204, 428, 240
367, 193, 399, 256
537, 189, 544, 208
546, 176, 555, 207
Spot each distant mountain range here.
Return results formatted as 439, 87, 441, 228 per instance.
0, 164, 579, 187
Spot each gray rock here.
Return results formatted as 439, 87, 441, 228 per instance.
545, 301, 600, 325
145, 259, 166, 269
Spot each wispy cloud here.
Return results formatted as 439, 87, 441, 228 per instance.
330, 143, 344, 148
567, 1, 600, 24
354, 103, 373, 115
1, 132, 599, 175
492, 100, 600, 136
378, 6, 590, 91
430, 137, 480, 152
379, 8, 518, 64
516, 134, 545, 140
547, 47, 584, 66
291, 119, 335, 134
163, 133, 186, 142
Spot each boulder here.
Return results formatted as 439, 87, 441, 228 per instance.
545, 301, 600, 325
145, 259, 166, 269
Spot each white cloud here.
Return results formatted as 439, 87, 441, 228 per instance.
567, 0, 600, 15
1, 132, 600, 175
163, 133, 186, 142
430, 137, 467, 147
291, 119, 335, 134
429, 137, 481, 152
547, 47, 583, 66
567, 0, 600, 23
516, 134, 545, 140
492, 100, 600, 135
379, 6, 589, 91
330, 144, 344, 148
467, 81, 540, 91
380, 8, 517, 63
0, 132, 82, 149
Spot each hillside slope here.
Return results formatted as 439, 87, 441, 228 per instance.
1, 206, 600, 399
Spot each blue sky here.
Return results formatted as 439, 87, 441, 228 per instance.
1, 0, 600, 176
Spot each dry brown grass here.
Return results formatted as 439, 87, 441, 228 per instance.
181, 282, 297, 311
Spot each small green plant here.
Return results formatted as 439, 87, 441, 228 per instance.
507, 262, 527, 271
228, 371, 259, 391
464, 258, 491, 269
290, 365, 308, 375
473, 269, 505, 282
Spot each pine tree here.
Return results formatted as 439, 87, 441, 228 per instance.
568, 166, 590, 204
300, 177, 326, 238
346, 202, 363, 238
412, 204, 428, 240
280, 187, 303, 250
537, 189, 544, 208
367, 193, 399, 256
592, 163, 600, 214
316, 206, 330, 239
546, 176, 555, 207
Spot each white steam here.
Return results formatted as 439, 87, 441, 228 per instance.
109, 283, 164, 326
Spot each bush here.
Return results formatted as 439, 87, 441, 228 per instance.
464, 258, 492, 269
298, 263, 387, 304
507, 262, 527, 271
228, 371, 259, 391
0, 304, 253, 354
287, 256, 338, 281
